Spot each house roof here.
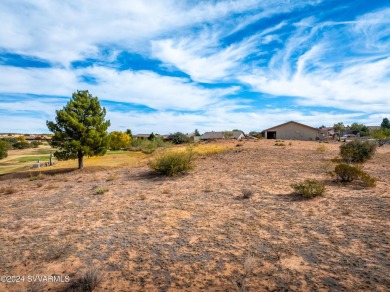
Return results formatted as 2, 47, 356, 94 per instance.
199, 131, 225, 139
232, 131, 245, 139
262, 121, 319, 132
199, 130, 245, 140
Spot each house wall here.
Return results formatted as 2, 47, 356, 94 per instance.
266, 123, 318, 140
236, 133, 244, 140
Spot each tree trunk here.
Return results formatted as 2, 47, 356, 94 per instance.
78, 150, 84, 169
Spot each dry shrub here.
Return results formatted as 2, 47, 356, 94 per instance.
332, 164, 361, 182
149, 150, 195, 176
106, 173, 117, 181
241, 188, 254, 199
29, 173, 45, 181
316, 144, 327, 152
94, 187, 108, 195
330, 163, 376, 187
65, 268, 102, 292
232, 255, 257, 292
339, 140, 377, 163
0, 185, 16, 194
291, 179, 325, 198
319, 162, 334, 173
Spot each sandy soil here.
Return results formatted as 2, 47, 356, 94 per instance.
0, 140, 389, 291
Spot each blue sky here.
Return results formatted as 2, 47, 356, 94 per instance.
0, 0, 389, 134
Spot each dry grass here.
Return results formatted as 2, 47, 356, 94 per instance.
316, 144, 328, 152
172, 143, 231, 156
0, 185, 16, 194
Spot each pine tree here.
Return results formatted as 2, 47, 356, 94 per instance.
46, 90, 110, 169
381, 118, 390, 129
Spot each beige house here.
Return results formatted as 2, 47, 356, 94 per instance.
262, 121, 319, 141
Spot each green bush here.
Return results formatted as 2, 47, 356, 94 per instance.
291, 179, 325, 198
149, 150, 195, 176
331, 163, 376, 187
31, 141, 43, 148
339, 140, 377, 163
129, 137, 167, 153
333, 163, 361, 182
12, 141, 31, 149
169, 132, 190, 144
0, 140, 12, 159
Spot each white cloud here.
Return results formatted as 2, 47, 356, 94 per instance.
0, 0, 282, 66
0, 0, 323, 67
238, 10, 390, 113
0, 65, 240, 111
151, 36, 257, 83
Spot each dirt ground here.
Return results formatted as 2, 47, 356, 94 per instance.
0, 140, 389, 291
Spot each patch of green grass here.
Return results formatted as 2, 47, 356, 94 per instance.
14, 156, 51, 163
106, 150, 129, 155
34, 148, 54, 155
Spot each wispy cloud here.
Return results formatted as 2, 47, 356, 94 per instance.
239, 8, 390, 113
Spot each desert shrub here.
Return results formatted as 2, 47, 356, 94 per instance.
65, 268, 102, 292
332, 164, 361, 182
339, 140, 376, 163
29, 173, 45, 181
95, 187, 108, 195
149, 150, 195, 176
359, 171, 377, 187
141, 142, 157, 154
291, 179, 325, 198
331, 163, 376, 187
241, 189, 254, 199
274, 143, 286, 146
316, 144, 327, 152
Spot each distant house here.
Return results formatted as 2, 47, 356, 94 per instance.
367, 126, 381, 132
261, 121, 319, 141
133, 134, 151, 139
199, 131, 245, 140
319, 127, 335, 140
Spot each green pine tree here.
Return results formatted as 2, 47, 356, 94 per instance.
381, 117, 390, 129
46, 90, 111, 169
